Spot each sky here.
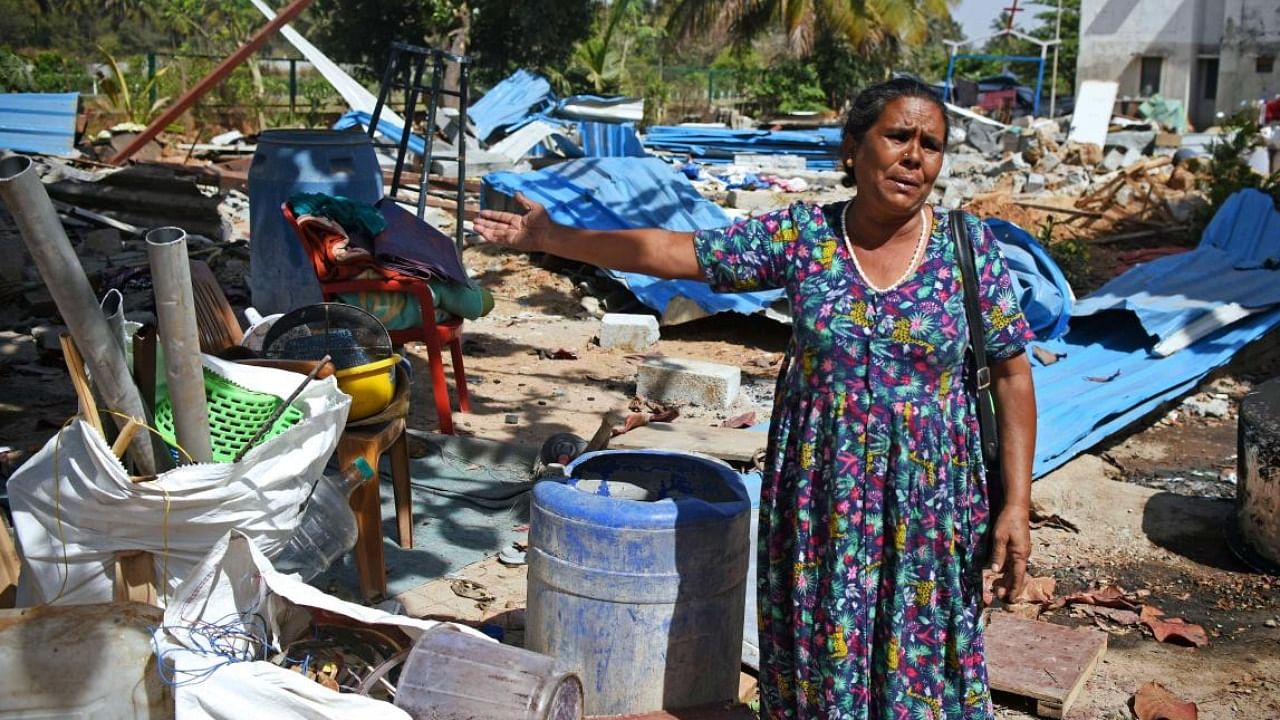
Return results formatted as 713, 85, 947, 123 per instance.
953, 0, 1055, 42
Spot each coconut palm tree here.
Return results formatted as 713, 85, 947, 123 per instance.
666, 0, 953, 59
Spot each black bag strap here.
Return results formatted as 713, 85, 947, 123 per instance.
949, 210, 1000, 467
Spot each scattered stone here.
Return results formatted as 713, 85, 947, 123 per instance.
1036, 151, 1062, 174
1182, 394, 1231, 418
579, 295, 605, 319
967, 123, 1001, 156
637, 356, 740, 409
598, 313, 660, 352
0, 331, 38, 365
29, 324, 67, 356
1102, 148, 1129, 172
1166, 194, 1208, 223
1025, 173, 1047, 194
504, 414, 519, 424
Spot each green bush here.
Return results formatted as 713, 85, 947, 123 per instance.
1195, 112, 1280, 231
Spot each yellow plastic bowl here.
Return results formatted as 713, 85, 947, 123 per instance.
334, 355, 399, 421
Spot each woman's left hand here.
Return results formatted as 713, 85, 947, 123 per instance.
984, 506, 1031, 605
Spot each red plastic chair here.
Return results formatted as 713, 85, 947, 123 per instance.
282, 203, 471, 434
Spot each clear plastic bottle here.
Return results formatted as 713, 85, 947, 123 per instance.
272, 457, 374, 581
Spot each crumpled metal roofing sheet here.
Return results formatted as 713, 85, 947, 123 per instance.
482, 157, 784, 321
642, 125, 844, 169
1033, 189, 1280, 476
0, 92, 78, 156
1072, 189, 1280, 356
468, 69, 554, 142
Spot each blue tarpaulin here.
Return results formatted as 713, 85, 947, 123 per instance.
988, 218, 1074, 340
469, 69, 554, 142
482, 157, 785, 321
1072, 189, 1280, 356
0, 92, 78, 156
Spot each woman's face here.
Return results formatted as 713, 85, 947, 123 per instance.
845, 96, 946, 215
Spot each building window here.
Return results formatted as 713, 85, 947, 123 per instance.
1140, 56, 1163, 96
1258, 55, 1275, 73
1201, 58, 1219, 100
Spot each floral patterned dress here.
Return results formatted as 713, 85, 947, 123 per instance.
693, 203, 1033, 720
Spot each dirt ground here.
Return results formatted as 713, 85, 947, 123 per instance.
1, 207, 1277, 719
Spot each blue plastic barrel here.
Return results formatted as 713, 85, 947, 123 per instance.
527, 450, 751, 715
247, 129, 382, 314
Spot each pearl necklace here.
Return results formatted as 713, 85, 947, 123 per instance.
842, 202, 930, 293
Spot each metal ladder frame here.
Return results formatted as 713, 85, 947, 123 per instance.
367, 42, 472, 252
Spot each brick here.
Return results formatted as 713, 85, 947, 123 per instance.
599, 313, 660, 351
637, 357, 740, 409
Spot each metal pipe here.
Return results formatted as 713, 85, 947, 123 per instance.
107, 0, 317, 165
146, 227, 213, 464
0, 155, 156, 475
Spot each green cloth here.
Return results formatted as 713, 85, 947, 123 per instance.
287, 192, 387, 239
338, 281, 494, 331
1139, 94, 1187, 133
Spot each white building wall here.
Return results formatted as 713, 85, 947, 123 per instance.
1077, 0, 1220, 123
1218, 0, 1280, 115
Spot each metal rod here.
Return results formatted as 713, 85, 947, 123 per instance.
0, 155, 156, 474
107, 0, 317, 165
146, 227, 214, 464
231, 355, 330, 464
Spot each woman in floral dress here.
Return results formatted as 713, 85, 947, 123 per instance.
476, 78, 1038, 719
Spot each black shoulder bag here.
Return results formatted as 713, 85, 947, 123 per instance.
949, 212, 1004, 529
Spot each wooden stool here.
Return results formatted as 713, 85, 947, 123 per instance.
334, 363, 414, 601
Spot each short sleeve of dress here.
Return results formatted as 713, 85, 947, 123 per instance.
692, 205, 801, 293
968, 214, 1035, 361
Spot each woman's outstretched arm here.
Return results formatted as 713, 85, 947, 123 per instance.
474, 193, 705, 281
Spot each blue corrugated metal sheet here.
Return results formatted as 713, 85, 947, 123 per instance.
482, 157, 784, 320
469, 69, 554, 142
642, 125, 844, 169
0, 92, 78, 156
1072, 189, 1280, 356
576, 121, 647, 158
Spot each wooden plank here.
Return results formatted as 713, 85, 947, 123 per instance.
0, 514, 20, 609
113, 551, 158, 606
608, 424, 765, 463
985, 612, 1108, 719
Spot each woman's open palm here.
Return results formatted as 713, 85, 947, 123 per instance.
474, 192, 551, 253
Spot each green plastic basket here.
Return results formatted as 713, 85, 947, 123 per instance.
155, 368, 305, 463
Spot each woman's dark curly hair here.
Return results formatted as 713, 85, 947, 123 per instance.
840, 77, 949, 188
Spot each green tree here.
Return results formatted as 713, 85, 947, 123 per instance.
666, 0, 951, 60
469, 0, 600, 90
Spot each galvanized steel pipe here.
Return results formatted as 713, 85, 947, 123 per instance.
146, 227, 213, 464
0, 154, 156, 475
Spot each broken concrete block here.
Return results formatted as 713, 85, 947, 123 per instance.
732, 154, 806, 172
967, 123, 1001, 156
637, 357, 740, 409
1102, 149, 1128, 172
1105, 130, 1156, 156
599, 313, 660, 352
727, 189, 779, 214
1025, 173, 1046, 193
82, 228, 123, 255
1036, 152, 1062, 175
